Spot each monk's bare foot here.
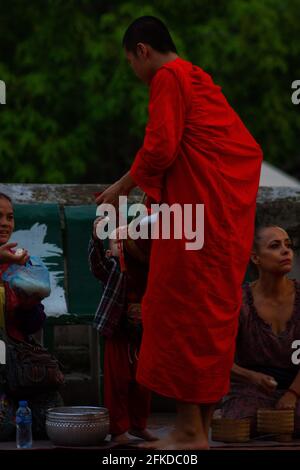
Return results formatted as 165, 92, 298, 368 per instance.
129, 428, 157, 441
111, 432, 135, 444
138, 430, 209, 450
159, 439, 209, 451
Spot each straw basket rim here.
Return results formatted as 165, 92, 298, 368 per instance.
257, 408, 294, 415
211, 417, 250, 443
257, 408, 294, 435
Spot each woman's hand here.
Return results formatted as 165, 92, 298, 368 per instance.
275, 391, 297, 410
249, 371, 278, 393
0, 243, 29, 265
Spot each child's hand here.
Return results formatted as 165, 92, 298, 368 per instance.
0, 243, 29, 265
93, 216, 109, 240
109, 225, 128, 257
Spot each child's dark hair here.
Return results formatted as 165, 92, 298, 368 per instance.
0, 192, 12, 204
122, 16, 177, 55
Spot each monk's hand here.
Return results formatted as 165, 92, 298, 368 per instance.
0, 243, 29, 265
275, 392, 297, 410
249, 371, 278, 393
95, 172, 136, 207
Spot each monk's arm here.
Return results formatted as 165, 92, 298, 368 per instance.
96, 69, 185, 206
95, 171, 136, 207
130, 68, 186, 202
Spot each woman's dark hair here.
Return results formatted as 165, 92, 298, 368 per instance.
122, 16, 177, 55
249, 224, 293, 280
0, 192, 12, 204
253, 224, 284, 251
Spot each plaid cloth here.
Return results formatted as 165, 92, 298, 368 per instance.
88, 238, 127, 337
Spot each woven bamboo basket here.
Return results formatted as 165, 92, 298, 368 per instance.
257, 409, 294, 441
211, 418, 250, 443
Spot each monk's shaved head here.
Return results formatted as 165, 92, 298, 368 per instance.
123, 16, 177, 55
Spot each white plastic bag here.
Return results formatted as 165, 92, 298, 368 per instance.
2, 256, 51, 299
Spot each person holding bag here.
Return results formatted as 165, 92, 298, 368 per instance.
0, 192, 63, 440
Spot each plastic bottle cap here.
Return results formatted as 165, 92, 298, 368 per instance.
19, 400, 28, 407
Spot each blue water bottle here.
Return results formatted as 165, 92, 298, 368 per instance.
16, 400, 32, 449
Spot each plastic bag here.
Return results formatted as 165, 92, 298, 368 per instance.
2, 256, 51, 299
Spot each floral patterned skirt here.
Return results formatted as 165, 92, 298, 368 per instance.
221, 382, 300, 435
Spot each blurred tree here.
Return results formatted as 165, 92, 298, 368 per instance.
158, 0, 300, 176
0, 0, 299, 183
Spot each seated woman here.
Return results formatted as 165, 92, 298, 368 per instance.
0, 192, 63, 440
220, 225, 300, 435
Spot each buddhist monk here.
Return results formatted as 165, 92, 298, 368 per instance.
96, 16, 263, 450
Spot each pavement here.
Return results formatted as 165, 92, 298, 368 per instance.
1, 413, 300, 451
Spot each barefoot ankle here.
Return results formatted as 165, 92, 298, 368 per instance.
111, 432, 133, 443
129, 428, 157, 441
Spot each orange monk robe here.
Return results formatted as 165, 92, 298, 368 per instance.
130, 58, 263, 403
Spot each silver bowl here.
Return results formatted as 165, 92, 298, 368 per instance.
46, 406, 110, 446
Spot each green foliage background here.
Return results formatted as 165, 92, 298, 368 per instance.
0, 0, 299, 183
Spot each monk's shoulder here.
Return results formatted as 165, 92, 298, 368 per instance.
150, 64, 185, 100
162, 58, 192, 80
152, 59, 194, 103
152, 64, 179, 87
